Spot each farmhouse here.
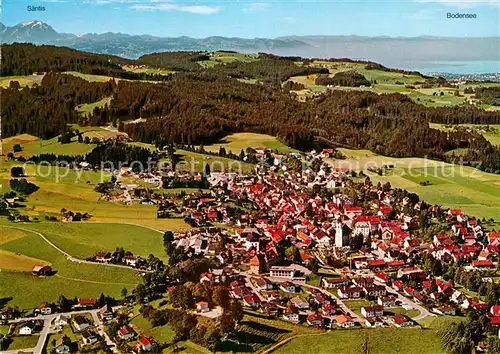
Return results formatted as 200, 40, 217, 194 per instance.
95, 252, 112, 263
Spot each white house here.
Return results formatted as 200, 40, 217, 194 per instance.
19, 322, 35, 335
54, 315, 70, 327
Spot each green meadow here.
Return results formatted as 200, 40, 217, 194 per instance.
2, 221, 167, 260
76, 96, 113, 117
3, 134, 96, 157
0, 74, 44, 88
275, 327, 445, 354
173, 149, 255, 174
0, 225, 141, 309
289, 60, 500, 108
63, 71, 116, 83
275, 316, 461, 354
203, 133, 297, 154
198, 52, 259, 68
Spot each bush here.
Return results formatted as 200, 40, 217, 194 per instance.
9, 178, 39, 195
10, 166, 25, 177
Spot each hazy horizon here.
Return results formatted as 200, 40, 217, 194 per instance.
2, 0, 499, 38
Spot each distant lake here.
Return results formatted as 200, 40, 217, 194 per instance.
404, 60, 500, 74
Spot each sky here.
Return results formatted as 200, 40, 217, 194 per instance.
1, 0, 499, 38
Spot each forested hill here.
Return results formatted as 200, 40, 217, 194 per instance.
2, 44, 500, 174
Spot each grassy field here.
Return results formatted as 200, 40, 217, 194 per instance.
430, 123, 500, 146
203, 133, 297, 154
63, 71, 116, 83
4, 335, 40, 351
198, 52, 259, 68
0, 249, 50, 271
45, 325, 79, 353
3, 126, 123, 158
127, 303, 210, 354
122, 65, 174, 76
76, 97, 113, 117
0, 161, 192, 230
1, 222, 167, 259
0, 74, 44, 88
328, 149, 500, 220
1, 134, 42, 155
172, 149, 255, 174
3, 134, 96, 157
275, 313, 459, 354
219, 311, 323, 353
289, 61, 500, 108
130, 314, 176, 343
69, 123, 125, 141
0, 224, 141, 309
275, 327, 445, 354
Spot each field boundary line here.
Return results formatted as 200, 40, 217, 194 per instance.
55, 274, 137, 286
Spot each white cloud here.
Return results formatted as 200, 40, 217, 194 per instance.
243, 2, 272, 13
415, 0, 499, 8
131, 3, 222, 14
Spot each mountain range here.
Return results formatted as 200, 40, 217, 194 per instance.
1, 21, 499, 73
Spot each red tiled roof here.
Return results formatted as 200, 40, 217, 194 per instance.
490, 316, 500, 325
491, 305, 500, 317
369, 259, 386, 267
138, 337, 152, 346
78, 298, 97, 306
473, 260, 495, 267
